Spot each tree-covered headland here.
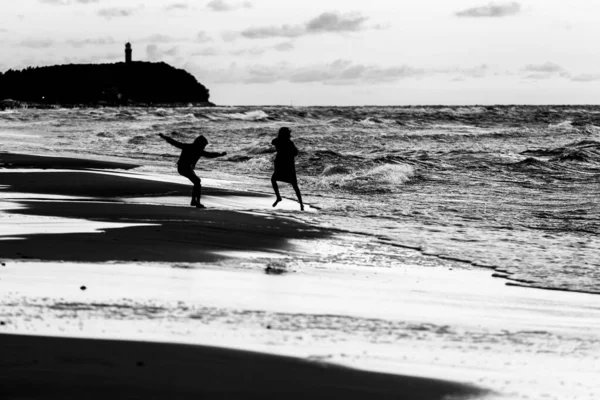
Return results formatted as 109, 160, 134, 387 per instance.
0, 62, 211, 107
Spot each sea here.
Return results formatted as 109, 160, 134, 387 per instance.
1, 105, 600, 295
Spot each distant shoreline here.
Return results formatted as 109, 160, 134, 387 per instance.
0, 62, 211, 108
0, 100, 216, 110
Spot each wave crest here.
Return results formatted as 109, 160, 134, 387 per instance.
314, 163, 415, 193
522, 140, 600, 164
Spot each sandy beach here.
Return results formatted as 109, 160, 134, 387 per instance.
1, 151, 600, 399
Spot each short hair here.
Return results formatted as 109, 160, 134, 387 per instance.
193, 135, 208, 147
278, 127, 291, 139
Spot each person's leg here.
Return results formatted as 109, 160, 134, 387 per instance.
292, 182, 304, 211
179, 166, 203, 207
271, 175, 282, 207
189, 185, 198, 206
191, 183, 199, 205
191, 176, 203, 208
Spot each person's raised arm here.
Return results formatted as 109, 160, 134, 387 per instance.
201, 150, 227, 159
158, 133, 184, 149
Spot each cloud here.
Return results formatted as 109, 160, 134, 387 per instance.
67, 36, 116, 47
455, 2, 521, 18
521, 62, 570, 79
98, 7, 140, 19
63, 52, 122, 64
221, 31, 239, 42
230, 41, 295, 56
240, 11, 372, 40
19, 39, 54, 49
522, 62, 565, 73
39, 0, 101, 4
192, 47, 220, 57
196, 31, 213, 43
187, 60, 528, 88
230, 47, 266, 56
207, 0, 251, 12
146, 44, 178, 61
306, 12, 369, 33
274, 41, 294, 52
165, 2, 189, 11
441, 64, 490, 78
189, 59, 426, 85
571, 74, 600, 82
241, 25, 304, 39
139, 34, 181, 43
0, 28, 9, 34
128, 33, 209, 44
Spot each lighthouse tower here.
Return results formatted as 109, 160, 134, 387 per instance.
125, 42, 132, 63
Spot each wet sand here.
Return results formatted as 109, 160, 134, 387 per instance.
0, 153, 485, 399
0, 152, 138, 170
0, 333, 482, 400
1, 152, 599, 399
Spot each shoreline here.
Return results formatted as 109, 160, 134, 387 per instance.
2, 151, 600, 399
0, 101, 217, 110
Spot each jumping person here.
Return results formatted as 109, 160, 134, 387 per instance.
159, 132, 226, 208
271, 127, 304, 210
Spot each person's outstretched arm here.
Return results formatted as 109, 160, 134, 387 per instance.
158, 133, 184, 149
201, 150, 227, 159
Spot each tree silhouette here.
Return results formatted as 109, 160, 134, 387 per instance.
0, 62, 210, 106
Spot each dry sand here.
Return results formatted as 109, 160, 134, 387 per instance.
1, 152, 599, 399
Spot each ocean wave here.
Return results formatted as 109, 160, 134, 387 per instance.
228, 110, 269, 120
245, 144, 275, 155
235, 154, 272, 173
522, 140, 600, 163
510, 157, 557, 173
128, 135, 149, 145
153, 108, 171, 117
313, 163, 415, 193
5, 104, 600, 295
225, 155, 253, 162
194, 110, 270, 122
320, 165, 352, 176
5, 105, 600, 131
548, 120, 575, 130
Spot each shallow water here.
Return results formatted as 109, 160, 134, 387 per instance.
2, 105, 600, 294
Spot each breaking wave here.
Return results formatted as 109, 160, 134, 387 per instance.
521, 140, 600, 165
313, 163, 415, 193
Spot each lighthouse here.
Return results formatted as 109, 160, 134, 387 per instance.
125, 42, 132, 63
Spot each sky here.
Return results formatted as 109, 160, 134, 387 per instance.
1, 0, 599, 105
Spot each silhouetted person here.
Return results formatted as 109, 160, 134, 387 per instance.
271, 127, 304, 210
159, 132, 226, 208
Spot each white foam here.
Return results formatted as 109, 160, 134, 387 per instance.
315, 163, 415, 190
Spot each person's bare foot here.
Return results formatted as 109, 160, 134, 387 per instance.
300, 204, 304, 211
272, 197, 282, 207
197, 203, 206, 209
191, 200, 198, 206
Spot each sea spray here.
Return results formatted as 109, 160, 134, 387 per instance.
313, 163, 415, 193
